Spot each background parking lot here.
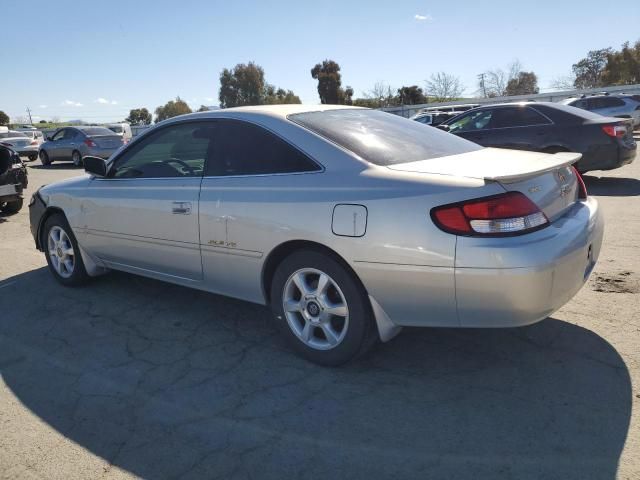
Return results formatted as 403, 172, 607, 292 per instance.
1, 154, 639, 479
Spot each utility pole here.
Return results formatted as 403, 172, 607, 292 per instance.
26, 107, 33, 125
477, 73, 486, 98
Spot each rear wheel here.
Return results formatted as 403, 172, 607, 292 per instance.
71, 150, 82, 167
39, 150, 51, 166
28, 154, 37, 162
0, 198, 23, 214
43, 214, 89, 286
270, 250, 377, 366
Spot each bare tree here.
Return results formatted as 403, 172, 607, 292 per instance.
12, 115, 28, 125
425, 72, 464, 102
363, 81, 398, 108
549, 74, 576, 90
478, 60, 523, 97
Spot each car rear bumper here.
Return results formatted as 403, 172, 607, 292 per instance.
12, 145, 39, 156
455, 197, 603, 327
358, 197, 603, 332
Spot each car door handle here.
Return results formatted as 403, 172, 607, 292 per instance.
172, 201, 192, 215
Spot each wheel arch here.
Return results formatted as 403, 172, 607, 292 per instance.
261, 240, 365, 305
35, 206, 66, 251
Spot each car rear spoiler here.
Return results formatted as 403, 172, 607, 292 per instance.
483, 152, 582, 183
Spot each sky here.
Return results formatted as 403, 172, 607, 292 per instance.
1, 0, 639, 123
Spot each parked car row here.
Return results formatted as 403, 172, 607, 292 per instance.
38, 126, 125, 166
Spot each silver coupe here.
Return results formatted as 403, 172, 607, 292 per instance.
29, 105, 604, 365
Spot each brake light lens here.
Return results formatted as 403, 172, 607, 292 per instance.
84, 138, 97, 148
30, 140, 38, 145
602, 124, 626, 138
573, 167, 588, 199
431, 192, 548, 236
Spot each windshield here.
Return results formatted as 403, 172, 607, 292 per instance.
0, 131, 27, 139
289, 109, 481, 166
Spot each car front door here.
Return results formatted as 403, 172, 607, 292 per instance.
47, 128, 68, 160
446, 109, 495, 145
79, 121, 212, 282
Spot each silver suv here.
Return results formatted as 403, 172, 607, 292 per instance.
560, 94, 640, 127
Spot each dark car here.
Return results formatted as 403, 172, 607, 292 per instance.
39, 126, 124, 167
411, 111, 463, 126
439, 102, 636, 172
0, 145, 28, 214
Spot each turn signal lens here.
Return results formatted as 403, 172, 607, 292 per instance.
431, 192, 548, 236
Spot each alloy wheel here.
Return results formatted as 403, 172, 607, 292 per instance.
47, 226, 75, 278
282, 268, 349, 350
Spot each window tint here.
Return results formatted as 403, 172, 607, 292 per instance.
206, 120, 319, 176
112, 122, 211, 178
290, 109, 480, 166
447, 109, 494, 133
80, 127, 116, 136
52, 129, 66, 141
602, 97, 625, 108
63, 129, 77, 140
490, 107, 551, 128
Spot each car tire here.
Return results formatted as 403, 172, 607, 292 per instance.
43, 213, 90, 286
270, 249, 377, 366
39, 150, 51, 166
28, 154, 37, 162
0, 198, 23, 214
71, 150, 83, 167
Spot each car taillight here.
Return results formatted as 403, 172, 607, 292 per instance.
431, 192, 549, 236
602, 124, 626, 138
30, 140, 38, 145
84, 138, 97, 147
572, 166, 588, 199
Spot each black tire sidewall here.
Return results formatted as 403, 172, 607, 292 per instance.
0, 198, 23, 214
43, 214, 89, 286
40, 150, 50, 165
270, 250, 374, 366
72, 150, 82, 166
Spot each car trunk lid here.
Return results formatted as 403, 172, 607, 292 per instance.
388, 147, 582, 221
89, 134, 123, 149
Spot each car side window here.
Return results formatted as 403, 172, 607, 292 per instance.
603, 97, 625, 108
205, 120, 320, 176
110, 122, 212, 179
52, 129, 66, 141
448, 110, 493, 133
64, 129, 77, 140
490, 107, 551, 128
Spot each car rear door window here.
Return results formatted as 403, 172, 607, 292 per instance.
491, 107, 551, 128
111, 122, 211, 178
447, 109, 494, 133
205, 120, 320, 176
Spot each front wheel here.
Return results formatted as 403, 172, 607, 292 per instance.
270, 250, 377, 366
39, 150, 51, 166
28, 154, 38, 162
43, 214, 89, 286
0, 198, 23, 214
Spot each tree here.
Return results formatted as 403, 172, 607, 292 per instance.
572, 48, 611, 89
0, 111, 9, 126
219, 62, 301, 107
549, 74, 576, 90
601, 40, 640, 86
397, 85, 426, 105
125, 107, 152, 125
39, 119, 47, 124
478, 60, 522, 97
154, 97, 192, 123
355, 82, 399, 108
505, 71, 539, 96
425, 72, 464, 102
310, 59, 352, 104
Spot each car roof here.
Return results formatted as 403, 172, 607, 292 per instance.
172, 104, 364, 123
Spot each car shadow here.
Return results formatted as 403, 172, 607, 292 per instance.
0, 268, 631, 480
583, 175, 640, 197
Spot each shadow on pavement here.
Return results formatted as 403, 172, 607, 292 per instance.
583, 175, 640, 197
0, 268, 632, 479
29, 163, 82, 171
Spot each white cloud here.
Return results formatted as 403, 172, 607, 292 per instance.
414, 14, 432, 21
204, 97, 214, 102
111, 100, 118, 105
39, 104, 47, 109
95, 97, 109, 104
62, 100, 83, 107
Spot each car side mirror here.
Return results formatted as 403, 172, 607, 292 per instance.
436, 124, 450, 132
83, 156, 108, 178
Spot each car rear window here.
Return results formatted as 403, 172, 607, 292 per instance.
545, 103, 608, 121
289, 109, 481, 166
108, 126, 123, 133
80, 127, 115, 136
0, 131, 27, 138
